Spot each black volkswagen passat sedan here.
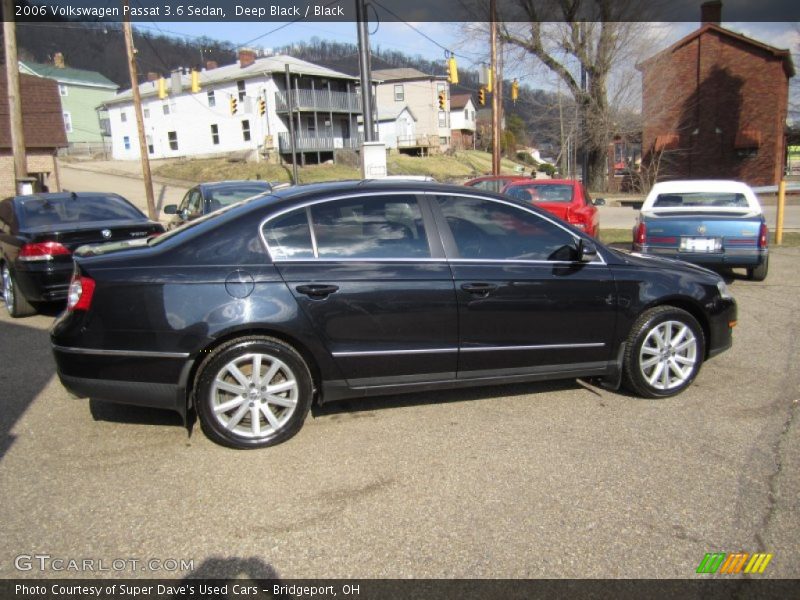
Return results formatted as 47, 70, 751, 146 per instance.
1, 192, 164, 317
51, 181, 737, 449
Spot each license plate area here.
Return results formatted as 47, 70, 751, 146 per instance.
680, 237, 721, 252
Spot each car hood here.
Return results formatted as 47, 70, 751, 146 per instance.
607, 246, 720, 277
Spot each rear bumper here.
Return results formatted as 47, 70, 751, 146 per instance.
51, 344, 191, 414
13, 261, 73, 302
634, 246, 767, 268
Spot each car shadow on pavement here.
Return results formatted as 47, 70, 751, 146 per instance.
0, 317, 57, 461
311, 379, 580, 419
89, 400, 185, 427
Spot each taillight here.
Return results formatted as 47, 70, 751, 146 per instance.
67, 274, 95, 311
634, 222, 647, 246
19, 241, 71, 261
758, 223, 768, 249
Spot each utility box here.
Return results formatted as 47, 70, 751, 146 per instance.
360, 141, 387, 179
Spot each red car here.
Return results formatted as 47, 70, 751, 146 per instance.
501, 179, 604, 238
464, 174, 529, 194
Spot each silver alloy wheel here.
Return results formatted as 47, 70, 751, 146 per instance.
209, 352, 299, 439
2, 265, 13, 312
638, 320, 698, 391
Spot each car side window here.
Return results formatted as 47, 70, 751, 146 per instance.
436, 195, 579, 261
310, 195, 430, 259
263, 209, 314, 260
0, 200, 11, 233
187, 190, 203, 217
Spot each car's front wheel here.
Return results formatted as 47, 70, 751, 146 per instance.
622, 306, 705, 398
195, 336, 313, 449
2, 263, 36, 318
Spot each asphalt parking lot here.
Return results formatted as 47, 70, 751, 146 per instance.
1, 249, 798, 580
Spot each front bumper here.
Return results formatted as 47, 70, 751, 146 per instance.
707, 297, 737, 359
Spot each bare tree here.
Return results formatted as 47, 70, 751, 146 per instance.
497, 0, 650, 190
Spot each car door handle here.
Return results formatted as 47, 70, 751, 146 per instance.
296, 284, 339, 299
461, 282, 498, 295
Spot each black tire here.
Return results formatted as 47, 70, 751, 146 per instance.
195, 336, 313, 449
622, 306, 705, 399
747, 256, 768, 282
2, 263, 36, 318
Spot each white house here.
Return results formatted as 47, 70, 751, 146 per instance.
449, 93, 476, 150
376, 106, 417, 149
101, 50, 363, 164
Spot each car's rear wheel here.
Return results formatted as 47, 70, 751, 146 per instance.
2, 263, 36, 318
622, 306, 705, 398
747, 256, 768, 282
195, 336, 312, 449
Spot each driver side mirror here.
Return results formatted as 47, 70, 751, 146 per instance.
592, 197, 606, 206
164, 204, 178, 215
578, 239, 599, 263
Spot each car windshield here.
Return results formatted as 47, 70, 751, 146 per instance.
207, 184, 271, 208
505, 184, 573, 203
18, 194, 146, 228
653, 192, 749, 208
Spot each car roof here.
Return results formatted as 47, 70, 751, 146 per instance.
504, 179, 578, 187
465, 174, 527, 184
199, 180, 272, 190
13, 191, 126, 203
642, 180, 761, 213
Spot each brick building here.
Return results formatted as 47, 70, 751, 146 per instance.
638, 1, 794, 186
1, 66, 68, 197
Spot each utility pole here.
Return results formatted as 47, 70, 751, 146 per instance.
284, 64, 299, 184
490, 0, 500, 175
579, 23, 589, 186
3, 0, 28, 188
122, 0, 157, 220
356, 0, 375, 141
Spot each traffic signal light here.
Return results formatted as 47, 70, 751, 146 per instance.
230, 97, 238, 115
258, 98, 266, 116
478, 87, 486, 106
191, 70, 200, 93
511, 79, 519, 103
157, 77, 167, 99
447, 56, 458, 84
438, 90, 446, 110
485, 67, 493, 93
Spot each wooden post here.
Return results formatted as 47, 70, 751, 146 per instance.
776, 179, 786, 245
490, 0, 500, 175
3, 0, 28, 186
122, 0, 157, 220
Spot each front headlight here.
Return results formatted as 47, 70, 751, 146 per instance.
716, 280, 734, 300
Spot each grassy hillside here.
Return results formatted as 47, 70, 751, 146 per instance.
153, 151, 526, 185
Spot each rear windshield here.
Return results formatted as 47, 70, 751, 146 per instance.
207, 184, 271, 208
505, 184, 573, 203
653, 192, 748, 208
18, 194, 145, 228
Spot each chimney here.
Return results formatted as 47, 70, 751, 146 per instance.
205, 60, 218, 71
238, 48, 256, 68
146, 72, 160, 82
53, 52, 65, 68
701, 1, 722, 26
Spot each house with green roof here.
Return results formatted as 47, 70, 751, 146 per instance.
19, 55, 118, 147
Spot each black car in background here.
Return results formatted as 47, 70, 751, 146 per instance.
164, 180, 272, 229
1, 192, 163, 317
51, 181, 737, 449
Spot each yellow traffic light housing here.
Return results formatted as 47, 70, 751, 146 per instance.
157, 77, 167, 99
478, 87, 486, 106
258, 98, 266, 116
191, 70, 200, 93
230, 97, 238, 115
511, 79, 519, 103
438, 90, 446, 110
485, 67, 493, 93
447, 56, 458, 84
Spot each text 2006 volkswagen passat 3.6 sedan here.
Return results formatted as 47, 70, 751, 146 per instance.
51, 181, 737, 449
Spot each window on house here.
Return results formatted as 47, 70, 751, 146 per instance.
439, 136, 449, 145
146, 135, 154, 154
162, 104, 170, 115
211, 124, 220, 145
394, 85, 404, 102
241, 120, 251, 142
306, 116, 316, 135
207, 90, 216, 107
168, 131, 178, 151
438, 111, 447, 128
237, 80, 246, 101
59, 84, 68, 97
143, 107, 150, 119
123, 136, 131, 150
120, 111, 127, 123
62, 112, 72, 133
